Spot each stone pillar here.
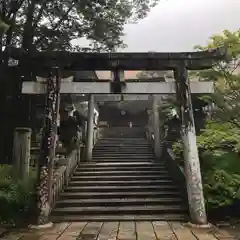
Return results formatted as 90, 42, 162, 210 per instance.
12, 127, 32, 181
174, 66, 207, 225
47, 68, 61, 207
86, 94, 94, 161
32, 69, 61, 228
152, 95, 162, 158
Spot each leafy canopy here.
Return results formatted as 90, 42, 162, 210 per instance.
194, 30, 240, 127
0, 0, 160, 52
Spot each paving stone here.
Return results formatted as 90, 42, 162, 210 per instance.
152, 221, 177, 240
98, 222, 118, 240
169, 222, 196, 240
117, 222, 136, 240
58, 235, 77, 240
38, 235, 59, 240
3, 221, 239, 240
77, 222, 103, 240
40, 222, 71, 235
0, 232, 23, 240
61, 222, 87, 237
18, 233, 42, 240
212, 228, 238, 239
136, 222, 155, 240
191, 228, 218, 240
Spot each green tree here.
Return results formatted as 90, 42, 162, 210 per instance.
173, 30, 240, 212
194, 29, 240, 128
0, 0, 161, 161
0, 0, 160, 56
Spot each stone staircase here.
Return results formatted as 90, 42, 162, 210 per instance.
51, 127, 188, 222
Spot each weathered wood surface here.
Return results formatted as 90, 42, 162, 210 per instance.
7, 47, 225, 70
2, 221, 239, 240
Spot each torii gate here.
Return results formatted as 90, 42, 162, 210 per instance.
8, 47, 225, 227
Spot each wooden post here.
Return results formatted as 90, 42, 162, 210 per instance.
174, 66, 207, 225
12, 127, 32, 181
86, 94, 94, 161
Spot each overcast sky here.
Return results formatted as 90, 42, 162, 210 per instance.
122, 0, 240, 52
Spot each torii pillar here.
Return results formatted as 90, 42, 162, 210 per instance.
174, 66, 207, 225
86, 94, 95, 161
152, 95, 163, 158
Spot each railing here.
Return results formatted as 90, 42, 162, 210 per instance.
49, 146, 81, 210
49, 122, 102, 211
30, 122, 103, 213
30, 135, 83, 212
50, 165, 66, 209
149, 127, 188, 202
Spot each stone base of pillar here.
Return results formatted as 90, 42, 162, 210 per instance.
28, 222, 53, 230
185, 222, 213, 229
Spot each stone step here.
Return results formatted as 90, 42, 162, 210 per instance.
93, 150, 154, 153
99, 138, 147, 141
95, 142, 150, 145
64, 185, 177, 192
95, 141, 152, 147
92, 152, 154, 155
73, 170, 169, 176
76, 166, 167, 172
72, 174, 170, 180
78, 162, 165, 167
90, 159, 157, 163
94, 148, 153, 151
91, 160, 156, 163
60, 191, 182, 199
50, 213, 188, 222
94, 147, 152, 150
92, 155, 156, 159
93, 151, 153, 154
92, 155, 155, 159
68, 179, 174, 186
56, 198, 183, 207
52, 205, 187, 215
98, 142, 148, 145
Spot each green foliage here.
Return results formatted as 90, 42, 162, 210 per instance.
171, 120, 240, 211
197, 121, 240, 152
172, 140, 183, 156
171, 29, 240, 213
194, 29, 240, 128
0, 0, 160, 52
203, 170, 240, 209
0, 165, 35, 225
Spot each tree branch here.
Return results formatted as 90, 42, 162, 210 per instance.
34, 2, 75, 48
7, 0, 26, 21
33, 0, 48, 29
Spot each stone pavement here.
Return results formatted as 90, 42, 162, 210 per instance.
1, 221, 240, 240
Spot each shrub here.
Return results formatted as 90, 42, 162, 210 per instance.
0, 165, 36, 225
171, 122, 240, 212
203, 170, 240, 209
